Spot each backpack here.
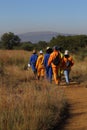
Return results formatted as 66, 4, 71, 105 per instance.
52, 54, 60, 66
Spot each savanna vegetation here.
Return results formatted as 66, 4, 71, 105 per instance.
0, 49, 87, 130
0, 32, 87, 54
0, 32, 87, 130
0, 50, 69, 130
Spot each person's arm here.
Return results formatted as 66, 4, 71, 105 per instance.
48, 54, 53, 66
36, 57, 39, 69
70, 57, 74, 66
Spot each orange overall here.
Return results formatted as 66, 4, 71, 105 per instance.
48, 50, 61, 85
36, 54, 45, 79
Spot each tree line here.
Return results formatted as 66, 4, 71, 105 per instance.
0, 32, 87, 53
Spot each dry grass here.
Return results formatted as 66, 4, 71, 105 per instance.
0, 50, 68, 130
0, 50, 31, 67
0, 50, 86, 130
71, 55, 87, 86
0, 84, 66, 130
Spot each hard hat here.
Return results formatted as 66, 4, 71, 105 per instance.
46, 46, 50, 50
64, 50, 69, 55
39, 50, 43, 54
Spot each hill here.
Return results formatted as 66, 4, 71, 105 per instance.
18, 31, 66, 43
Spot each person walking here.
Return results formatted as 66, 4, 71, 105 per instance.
36, 50, 45, 80
44, 47, 53, 83
48, 46, 61, 85
28, 50, 38, 77
57, 47, 64, 80
62, 50, 74, 85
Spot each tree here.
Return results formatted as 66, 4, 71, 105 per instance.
1, 32, 21, 49
37, 41, 47, 50
20, 41, 34, 51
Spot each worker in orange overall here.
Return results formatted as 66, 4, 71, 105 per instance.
48, 46, 61, 85
36, 50, 45, 80
62, 50, 74, 85
57, 47, 64, 80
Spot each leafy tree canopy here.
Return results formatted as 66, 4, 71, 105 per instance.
1, 32, 21, 49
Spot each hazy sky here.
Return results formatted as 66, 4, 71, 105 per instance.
0, 0, 87, 35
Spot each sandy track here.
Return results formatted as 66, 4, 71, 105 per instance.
61, 85, 87, 130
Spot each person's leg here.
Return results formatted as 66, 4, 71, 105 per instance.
41, 68, 45, 79
49, 67, 52, 83
58, 67, 61, 81
52, 67, 60, 85
37, 68, 40, 80
45, 67, 49, 79
33, 69, 37, 79
31, 64, 37, 76
64, 70, 69, 84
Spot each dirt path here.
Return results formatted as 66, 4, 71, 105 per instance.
61, 84, 87, 130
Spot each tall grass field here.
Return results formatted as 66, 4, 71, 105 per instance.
0, 50, 87, 130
